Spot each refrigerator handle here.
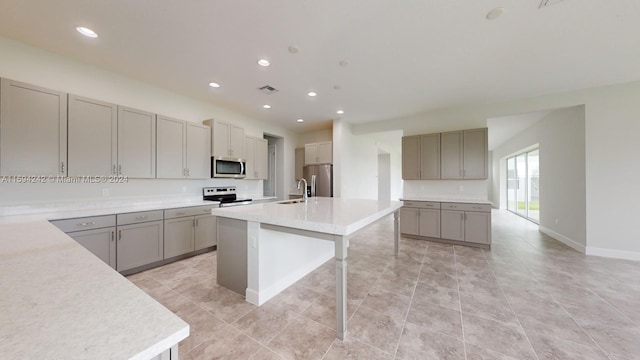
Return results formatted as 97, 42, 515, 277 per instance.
311, 174, 317, 197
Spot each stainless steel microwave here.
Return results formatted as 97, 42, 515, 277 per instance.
212, 156, 246, 178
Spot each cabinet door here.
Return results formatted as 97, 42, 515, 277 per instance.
212, 121, 230, 157
418, 209, 440, 238
256, 138, 268, 179
244, 136, 256, 179
195, 214, 217, 250
441, 131, 463, 179
229, 124, 245, 158
68, 95, 117, 176
68, 227, 117, 269
295, 148, 305, 180
440, 210, 464, 241
317, 141, 332, 164
464, 211, 491, 245
156, 116, 186, 179
164, 217, 194, 258
0, 79, 67, 176
420, 133, 441, 179
400, 207, 419, 235
463, 128, 488, 179
186, 122, 211, 179
117, 106, 156, 178
304, 143, 318, 165
117, 221, 164, 272
401, 136, 420, 180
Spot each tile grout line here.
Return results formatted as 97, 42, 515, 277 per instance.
453, 245, 469, 360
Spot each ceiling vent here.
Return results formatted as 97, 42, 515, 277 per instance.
258, 85, 279, 94
539, 0, 565, 8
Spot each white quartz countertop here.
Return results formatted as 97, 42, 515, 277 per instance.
0, 220, 189, 359
0, 198, 219, 224
211, 197, 403, 236
400, 197, 492, 205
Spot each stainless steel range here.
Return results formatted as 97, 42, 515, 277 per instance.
203, 186, 253, 207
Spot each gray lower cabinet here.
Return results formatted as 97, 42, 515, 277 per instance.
164, 205, 217, 258
402, 201, 491, 246
51, 215, 117, 269
441, 203, 491, 244
401, 201, 441, 238
440, 210, 465, 241
116, 210, 164, 272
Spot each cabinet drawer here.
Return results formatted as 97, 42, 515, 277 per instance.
165, 205, 217, 219
441, 203, 491, 212
403, 201, 440, 209
117, 210, 164, 225
51, 215, 116, 232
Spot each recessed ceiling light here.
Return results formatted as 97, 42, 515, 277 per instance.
76, 26, 98, 38
257, 59, 270, 67
297, 119, 304, 123
307, 91, 317, 97
263, 104, 271, 109
486, 7, 504, 20
337, 110, 344, 115
288, 46, 299, 54
208, 82, 221, 88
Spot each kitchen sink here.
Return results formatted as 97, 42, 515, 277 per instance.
278, 199, 306, 205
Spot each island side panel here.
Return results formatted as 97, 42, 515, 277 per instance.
217, 217, 248, 296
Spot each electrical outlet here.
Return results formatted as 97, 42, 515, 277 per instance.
459, 185, 464, 192
181, 186, 187, 193
102, 188, 110, 197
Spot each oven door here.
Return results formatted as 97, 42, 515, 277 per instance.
212, 157, 246, 178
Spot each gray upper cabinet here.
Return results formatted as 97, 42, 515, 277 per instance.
205, 119, 245, 158
462, 128, 488, 179
402, 134, 440, 180
245, 136, 268, 180
305, 141, 332, 165
68, 95, 117, 176
441, 128, 487, 179
156, 115, 186, 179
0, 79, 67, 176
157, 117, 210, 179
440, 131, 464, 179
117, 106, 156, 178
186, 122, 211, 179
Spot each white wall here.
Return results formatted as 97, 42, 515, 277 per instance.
353, 80, 640, 259
0, 36, 299, 204
296, 129, 332, 148
492, 106, 586, 251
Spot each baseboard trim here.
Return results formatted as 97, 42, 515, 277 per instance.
585, 247, 640, 261
539, 226, 586, 253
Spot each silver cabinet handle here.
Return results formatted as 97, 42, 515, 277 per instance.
118, 230, 122, 240
135, 215, 148, 220
78, 221, 96, 227
175, 212, 185, 216
61, 162, 65, 173
113, 164, 117, 175
111, 231, 115, 242
118, 164, 122, 175
187, 168, 190, 177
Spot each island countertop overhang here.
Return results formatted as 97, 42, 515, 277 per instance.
211, 197, 403, 236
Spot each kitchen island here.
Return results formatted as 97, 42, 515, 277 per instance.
211, 197, 403, 340
0, 219, 189, 360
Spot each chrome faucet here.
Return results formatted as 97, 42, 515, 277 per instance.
297, 178, 308, 202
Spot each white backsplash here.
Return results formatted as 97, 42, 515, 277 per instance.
403, 180, 489, 201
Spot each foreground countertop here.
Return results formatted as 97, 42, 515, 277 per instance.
400, 197, 492, 205
0, 220, 189, 359
211, 197, 403, 236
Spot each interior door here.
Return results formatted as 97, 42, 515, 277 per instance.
516, 154, 527, 217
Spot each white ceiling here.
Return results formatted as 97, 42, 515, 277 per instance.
0, 0, 638, 133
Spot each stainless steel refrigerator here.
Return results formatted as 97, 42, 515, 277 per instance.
303, 164, 333, 197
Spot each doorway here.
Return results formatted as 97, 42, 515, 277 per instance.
506, 148, 539, 223
263, 134, 283, 199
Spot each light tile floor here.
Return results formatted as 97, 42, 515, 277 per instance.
127, 210, 640, 359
